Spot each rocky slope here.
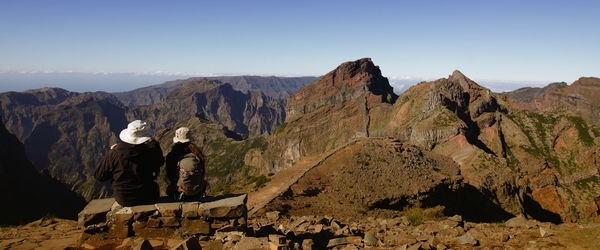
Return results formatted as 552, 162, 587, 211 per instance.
0, 117, 85, 224
506, 77, 600, 125
249, 58, 600, 223
263, 138, 513, 222
114, 75, 318, 105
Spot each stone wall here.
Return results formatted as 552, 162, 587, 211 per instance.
78, 194, 247, 239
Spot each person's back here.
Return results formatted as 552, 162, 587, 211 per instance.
94, 120, 164, 207
165, 127, 206, 200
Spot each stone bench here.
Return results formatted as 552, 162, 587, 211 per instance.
78, 194, 248, 239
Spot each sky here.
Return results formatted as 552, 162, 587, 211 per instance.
0, 0, 598, 93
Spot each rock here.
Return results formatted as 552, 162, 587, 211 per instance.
170, 237, 201, 250
266, 211, 281, 221
155, 203, 182, 217
131, 205, 158, 221
78, 198, 115, 227
160, 217, 180, 227
341, 245, 359, 250
346, 236, 362, 247
436, 243, 447, 250
133, 238, 153, 250
113, 207, 134, 223
505, 215, 531, 228
146, 217, 161, 228
457, 233, 478, 246
132, 221, 147, 231
301, 239, 314, 250
327, 237, 348, 248
234, 236, 268, 250
268, 234, 287, 245
81, 243, 96, 249
199, 194, 247, 218
180, 219, 210, 235
363, 232, 378, 247
148, 240, 164, 248
539, 227, 553, 237
182, 202, 199, 218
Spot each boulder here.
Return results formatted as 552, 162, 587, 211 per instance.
78, 198, 115, 227
199, 194, 247, 218
457, 233, 478, 246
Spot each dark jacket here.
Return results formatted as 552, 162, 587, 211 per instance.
94, 139, 164, 206
165, 142, 204, 198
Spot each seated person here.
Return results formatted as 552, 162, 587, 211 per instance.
94, 120, 164, 207
165, 127, 207, 201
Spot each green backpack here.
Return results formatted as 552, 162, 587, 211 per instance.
177, 153, 206, 197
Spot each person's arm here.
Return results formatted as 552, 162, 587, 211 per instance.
94, 148, 115, 182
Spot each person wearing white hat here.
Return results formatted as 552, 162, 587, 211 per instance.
94, 120, 164, 207
165, 127, 207, 200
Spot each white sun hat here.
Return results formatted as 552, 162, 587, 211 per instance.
119, 120, 151, 145
173, 127, 191, 143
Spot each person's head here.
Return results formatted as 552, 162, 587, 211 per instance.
119, 120, 152, 144
173, 127, 191, 143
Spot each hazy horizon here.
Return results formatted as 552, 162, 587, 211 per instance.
0, 70, 552, 94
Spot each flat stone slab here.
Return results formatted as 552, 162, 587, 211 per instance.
155, 203, 182, 217
78, 198, 115, 227
199, 194, 247, 218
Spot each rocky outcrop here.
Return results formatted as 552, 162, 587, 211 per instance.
506, 77, 600, 125
113, 76, 318, 105
257, 58, 398, 170
129, 79, 286, 136
0, 117, 85, 224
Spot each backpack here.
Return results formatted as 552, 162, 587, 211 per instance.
176, 153, 206, 197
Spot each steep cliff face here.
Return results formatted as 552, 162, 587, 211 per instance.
0, 87, 78, 141
22, 93, 128, 200
129, 79, 286, 136
114, 76, 318, 105
0, 117, 85, 224
258, 58, 398, 170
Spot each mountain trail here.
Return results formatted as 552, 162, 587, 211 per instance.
247, 140, 360, 216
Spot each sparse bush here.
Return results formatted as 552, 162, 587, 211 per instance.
405, 207, 424, 226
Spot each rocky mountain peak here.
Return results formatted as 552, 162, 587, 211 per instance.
286, 58, 397, 118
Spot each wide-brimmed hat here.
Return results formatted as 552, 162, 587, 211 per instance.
119, 120, 151, 145
173, 127, 191, 143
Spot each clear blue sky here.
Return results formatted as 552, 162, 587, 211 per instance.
0, 0, 598, 92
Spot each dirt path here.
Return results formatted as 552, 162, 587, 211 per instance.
247, 140, 360, 216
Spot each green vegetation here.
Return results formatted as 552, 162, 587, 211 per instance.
433, 109, 460, 127
206, 137, 268, 178
574, 176, 600, 192
402, 202, 445, 226
506, 111, 561, 173
567, 116, 595, 146
273, 122, 287, 134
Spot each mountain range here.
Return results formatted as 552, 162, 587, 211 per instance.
0, 60, 599, 225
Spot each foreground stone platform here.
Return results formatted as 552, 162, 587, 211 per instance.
78, 194, 247, 239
